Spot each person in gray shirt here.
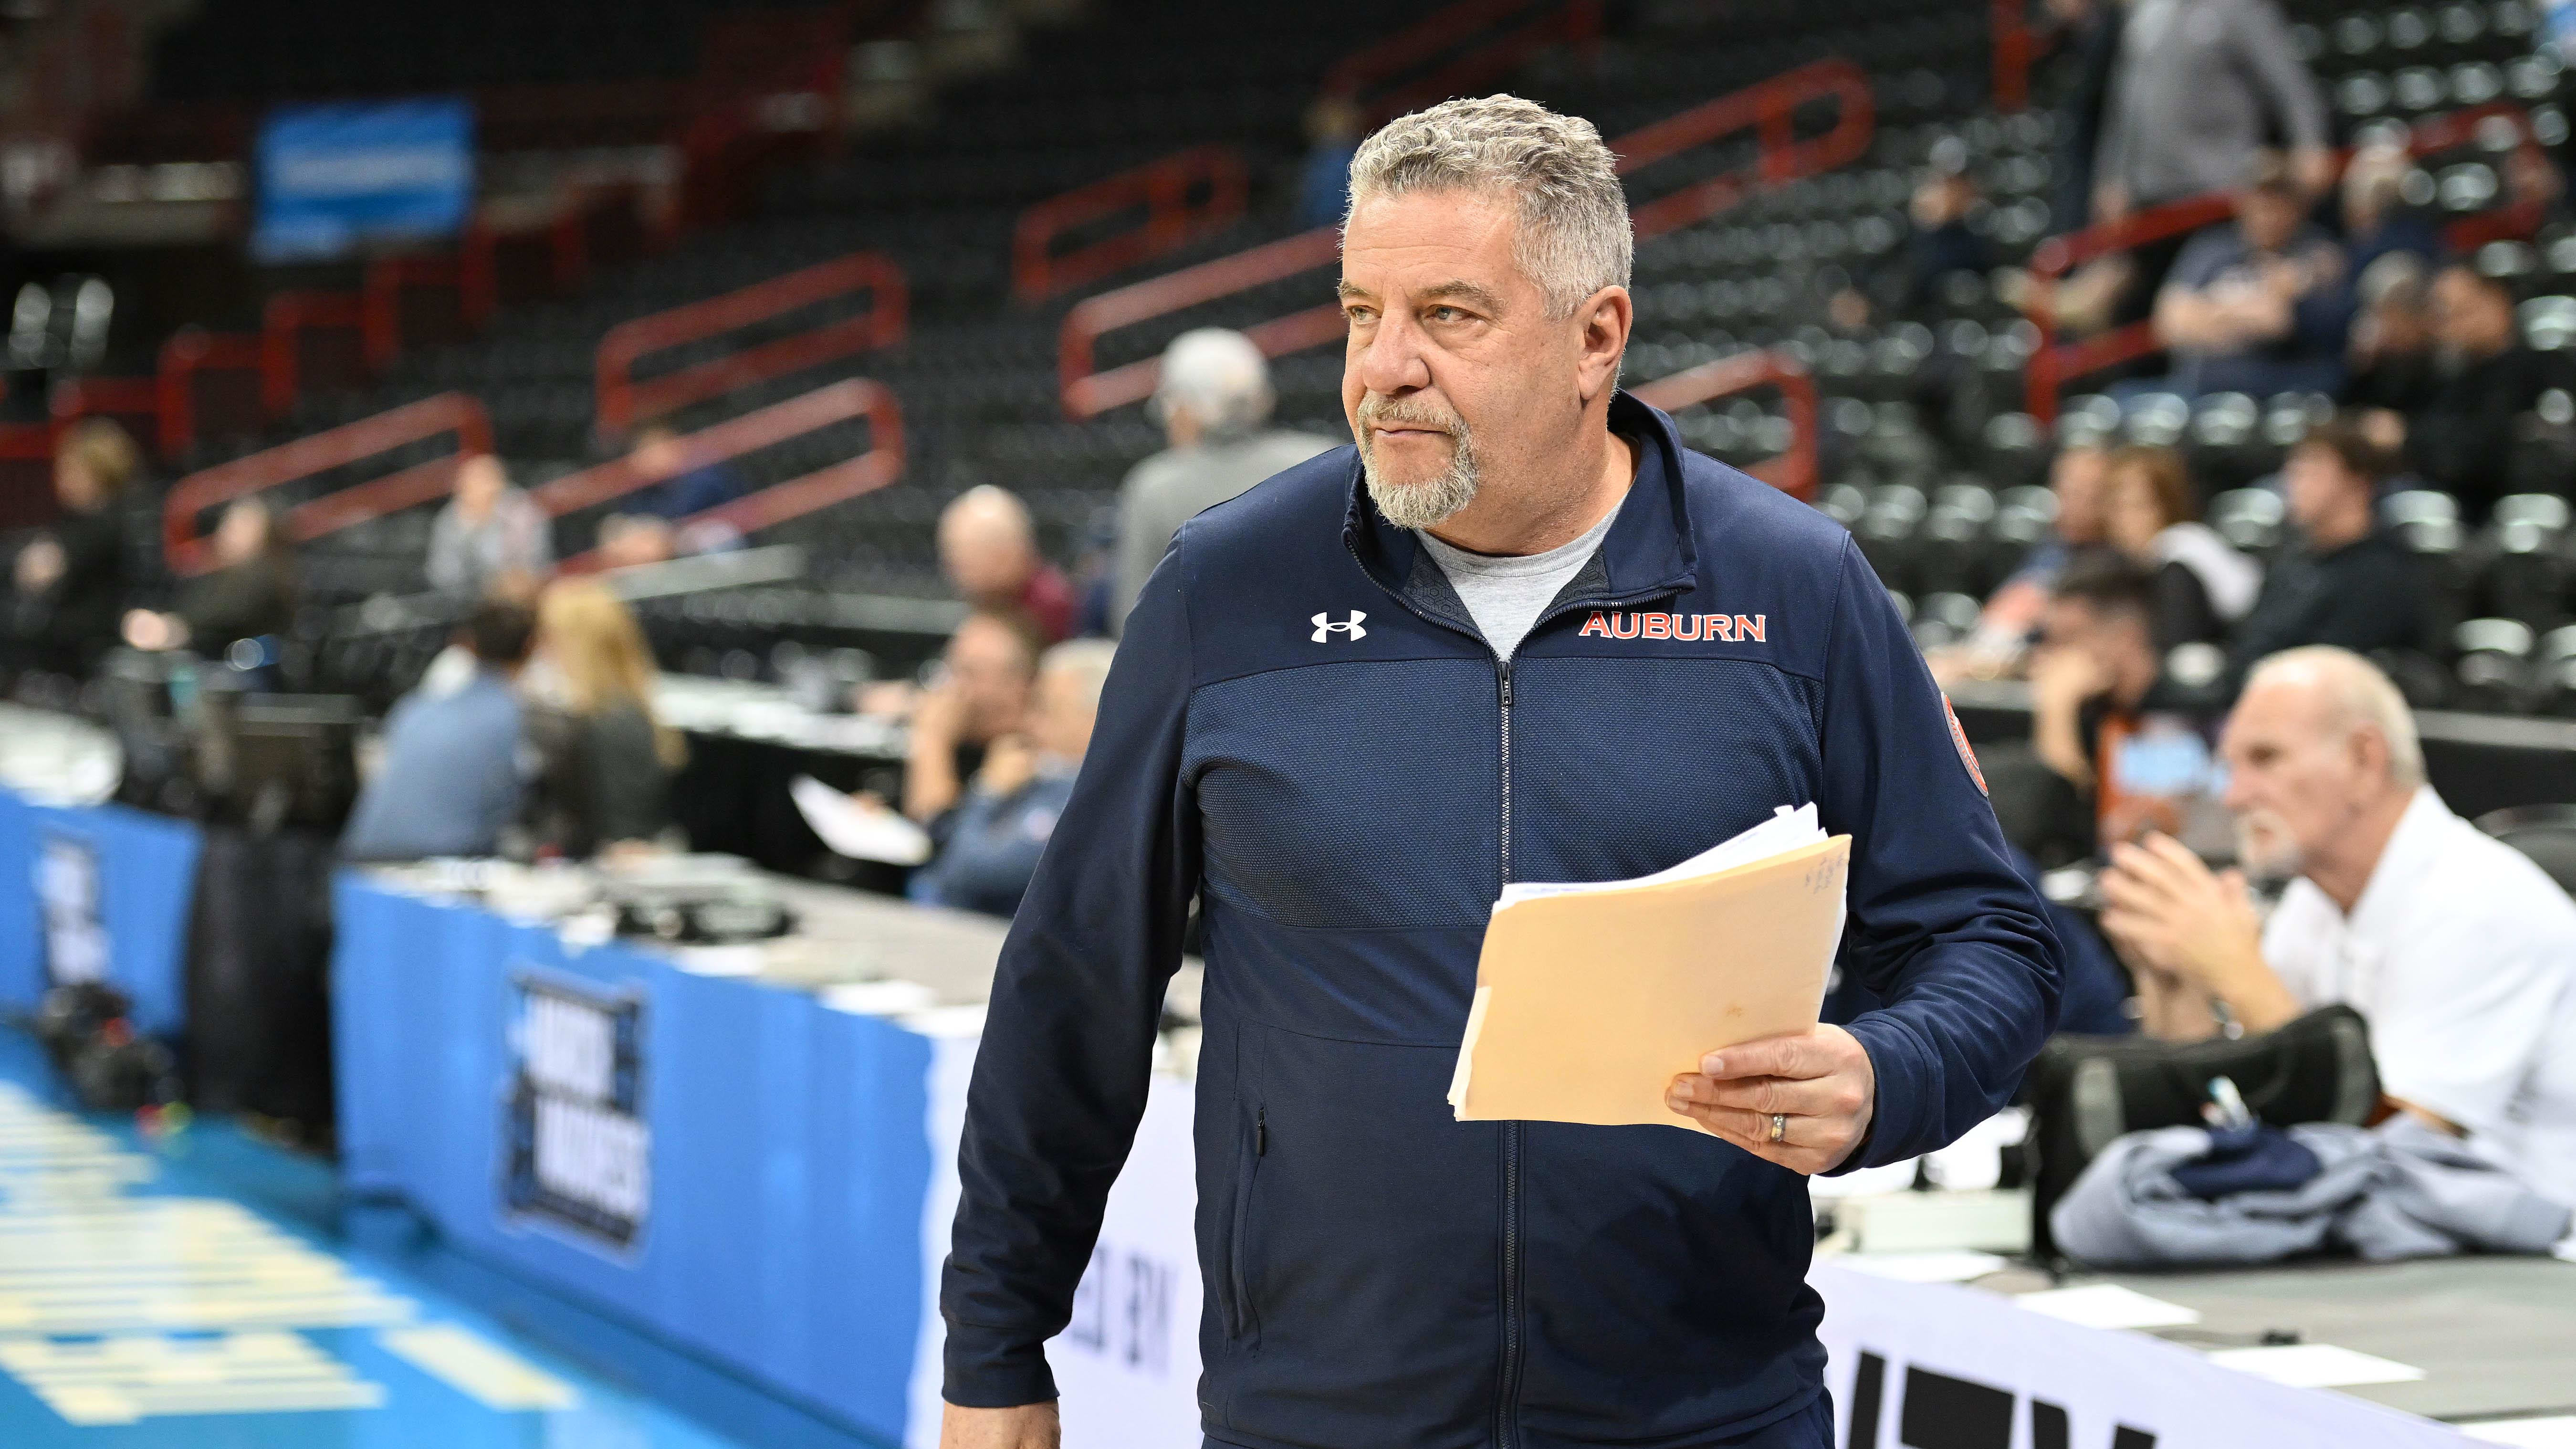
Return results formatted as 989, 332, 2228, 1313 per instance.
427, 453, 552, 599
341, 598, 536, 861
1109, 328, 1329, 634
2094, 0, 2328, 220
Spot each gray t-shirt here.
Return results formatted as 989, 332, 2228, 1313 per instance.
1415, 503, 1619, 660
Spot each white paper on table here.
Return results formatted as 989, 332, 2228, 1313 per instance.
675, 944, 767, 977
2462, 1415, 2576, 1447
823, 980, 940, 1017
2013, 1282, 2202, 1330
792, 774, 933, 865
1830, 1250, 2009, 1284
2204, 1343, 2426, 1389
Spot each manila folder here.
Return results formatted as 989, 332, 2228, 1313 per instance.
1448, 834, 1849, 1131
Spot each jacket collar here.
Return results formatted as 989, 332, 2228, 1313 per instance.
1342, 390, 1701, 607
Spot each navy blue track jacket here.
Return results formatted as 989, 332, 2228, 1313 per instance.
943, 394, 2063, 1448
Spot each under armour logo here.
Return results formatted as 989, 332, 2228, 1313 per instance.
1310, 610, 1368, 642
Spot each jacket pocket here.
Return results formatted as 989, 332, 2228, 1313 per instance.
1227, 1103, 1265, 1344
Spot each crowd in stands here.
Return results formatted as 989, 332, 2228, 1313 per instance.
2, 0, 2573, 1216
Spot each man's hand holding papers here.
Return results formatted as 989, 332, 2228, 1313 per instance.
1447, 804, 1878, 1175
1665, 1025, 1877, 1175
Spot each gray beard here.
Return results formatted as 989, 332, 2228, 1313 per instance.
1360, 427, 1480, 531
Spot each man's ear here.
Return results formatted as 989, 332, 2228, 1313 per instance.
2350, 724, 2391, 783
1576, 286, 1633, 403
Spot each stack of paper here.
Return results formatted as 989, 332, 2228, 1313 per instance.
791, 775, 933, 865
1447, 804, 1850, 1132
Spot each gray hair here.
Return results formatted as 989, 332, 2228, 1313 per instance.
2357, 251, 2429, 315
2246, 646, 2426, 788
1039, 639, 1118, 711
1154, 328, 1273, 437
1345, 94, 1633, 319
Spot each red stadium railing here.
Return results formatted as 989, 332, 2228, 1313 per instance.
51, 376, 160, 441
1992, 0, 2036, 112
262, 292, 368, 418
595, 252, 908, 436
2021, 102, 2550, 421
42, 188, 660, 464
555, 378, 903, 572
364, 239, 500, 372
1058, 58, 1874, 419
1615, 57, 1876, 237
534, 381, 890, 517
1013, 146, 1250, 304
161, 392, 492, 576
1323, 0, 1605, 120
157, 329, 266, 459
1633, 350, 1819, 500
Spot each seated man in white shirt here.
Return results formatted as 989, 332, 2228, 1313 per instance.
2098, 645, 2576, 1207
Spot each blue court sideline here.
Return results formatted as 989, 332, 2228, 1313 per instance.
0, 1027, 890, 1449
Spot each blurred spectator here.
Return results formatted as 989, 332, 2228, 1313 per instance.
628, 421, 745, 520
427, 453, 551, 598
2149, 152, 2351, 399
2093, 0, 2329, 223
1110, 329, 1330, 634
1297, 94, 1365, 229
912, 640, 1115, 919
596, 514, 678, 570
9, 419, 141, 673
340, 597, 537, 861
2225, 419, 2427, 678
1824, 839, 2136, 1035
2366, 263, 2566, 517
2099, 647, 2576, 1207
902, 608, 1044, 832
2028, 552, 2193, 815
2042, 0, 2126, 239
1936, 441, 2112, 682
1830, 142, 1994, 331
2102, 445, 2261, 648
2339, 140, 2441, 278
2342, 253, 2443, 415
940, 486, 1075, 642
124, 498, 298, 654
523, 578, 681, 859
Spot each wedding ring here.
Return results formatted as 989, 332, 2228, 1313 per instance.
1769, 1112, 1788, 1144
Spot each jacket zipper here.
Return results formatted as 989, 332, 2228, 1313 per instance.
1496, 659, 1522, 1449
1339, 528, 1681, 1449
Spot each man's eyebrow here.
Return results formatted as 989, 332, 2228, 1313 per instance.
1332, 278, 1505, 311
1420, 279, 1504, 312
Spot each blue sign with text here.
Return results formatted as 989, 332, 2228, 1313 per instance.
254, 99, 473, 262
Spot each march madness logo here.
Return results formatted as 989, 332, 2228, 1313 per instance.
503, 974, 650, 1250
1578, 610, 1766, 641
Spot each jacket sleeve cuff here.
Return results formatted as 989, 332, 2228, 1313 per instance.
942, 1320, 1058, 1409
1831, 1012, 1934, 1173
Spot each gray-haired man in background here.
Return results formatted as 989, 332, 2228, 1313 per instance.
1108, 327, 1328, 634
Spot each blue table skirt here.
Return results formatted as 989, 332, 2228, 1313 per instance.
330, 876, 934, 1442
0, 789, 202, 1039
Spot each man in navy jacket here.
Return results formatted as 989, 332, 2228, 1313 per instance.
942, 95, 2062, 1449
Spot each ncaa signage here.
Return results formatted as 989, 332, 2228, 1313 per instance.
502, 973, 650, 1250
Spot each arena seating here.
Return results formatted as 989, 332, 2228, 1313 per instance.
43, 0, 2576, 720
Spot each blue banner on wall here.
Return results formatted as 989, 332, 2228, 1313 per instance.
254, 98, 474, 262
